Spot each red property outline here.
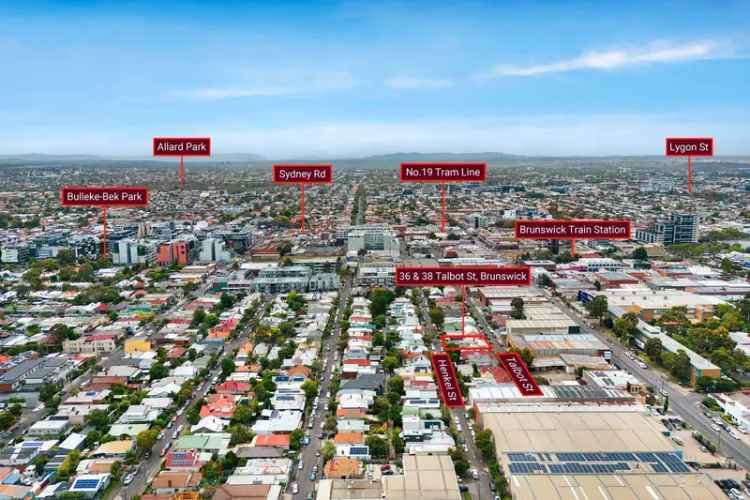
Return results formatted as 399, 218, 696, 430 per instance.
60, 185, 150, 208
394, 265, 532, 286
272, 164, 333, 184
440, 334, 492, 352
400, 162, 487, 183
514, 219, 632, 240
152, 137, 212, 156
497, 352, 544, 396
431, 352, 465, 407
665, 137, 714, 157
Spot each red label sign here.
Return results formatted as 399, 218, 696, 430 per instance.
497, 352, 543, 396
272, 164, 333, 184
431, 352, 464, 407
153, 137, 211, 156
515, 219, 631, 240
665, 137, 714, 156
60, 186, 149, 207
400, 162, 486, 182
395, 266, 531, 286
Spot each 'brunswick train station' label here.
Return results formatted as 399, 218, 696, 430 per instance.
515, 219, 631, 240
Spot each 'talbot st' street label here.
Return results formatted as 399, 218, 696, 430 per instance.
272, 164, 333, 184
395, 266, 531, 286
497, 352, 544, 396
153, 137, 211, 156
515, 219, 631, 240
400, 162, 486, 182
60, 186, 149, 207
665, 137, 714, 156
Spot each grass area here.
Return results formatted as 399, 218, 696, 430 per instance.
461, 491, 472, 500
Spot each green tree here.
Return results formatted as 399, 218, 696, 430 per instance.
136, 429, 159, 455
382, 355, 400, 372
475, 429, 496, 460
290, 429, 304, 451
632, 247, 649, 260
149, 362, 169, 380
221, 358, 236, 378
110, 461, 123, 481
428, 307, 445, 328
586, 296, 608, 323
366, 435, 389, 458
229, 424, 255, 445
370, 288, 396, 317
301, 380, 319, 401
321, 440, 336, 461
388, 375, 404, 396
645, 338, 663, 362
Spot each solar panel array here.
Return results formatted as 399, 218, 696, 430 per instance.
505, 451, 692, 475
73, 479, 100, 489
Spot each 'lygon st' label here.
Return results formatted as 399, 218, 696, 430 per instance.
665, 137, 714, 156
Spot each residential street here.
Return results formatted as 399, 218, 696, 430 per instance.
295, 275, 352, 499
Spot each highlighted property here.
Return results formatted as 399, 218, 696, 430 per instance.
440, 334, 493, 353
431, 352, 464, 408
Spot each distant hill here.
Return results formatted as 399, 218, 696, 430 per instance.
342, 152, 523, 162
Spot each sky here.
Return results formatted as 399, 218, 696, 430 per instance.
1, 0, 748, 158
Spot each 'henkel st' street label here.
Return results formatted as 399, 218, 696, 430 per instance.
60, 186, 149, 207
272, 164, 333, 184
431, 352, 464, 407
497, 352, 544, 396
153, 137, 211, 156
395, 266, 531, 286
665, 137, 714, 157
515, 219, 631, 240
400, 162, 486, 182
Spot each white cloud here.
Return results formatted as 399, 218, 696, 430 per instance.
482, 40, 726, 78
385, 76, 453, 89
170, 71, 357, 101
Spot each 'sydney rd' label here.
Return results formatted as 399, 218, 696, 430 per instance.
400, 162, 486, 182
273, 164, 333, 184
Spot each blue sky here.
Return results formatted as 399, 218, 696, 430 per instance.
1, 0, 748, 157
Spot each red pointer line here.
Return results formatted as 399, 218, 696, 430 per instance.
101, 207, 108, 260
441, 183, 446, 232
300, 183, 305, 233
571, 239, 576, 257
179, 156, 185, 189
461, 285, 465, 335
687, 156, 692, 193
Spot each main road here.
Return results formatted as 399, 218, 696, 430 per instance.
295, 274, 352, 499
548, 293, 750, 470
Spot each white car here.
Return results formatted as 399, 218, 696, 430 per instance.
123, 473, 135, 485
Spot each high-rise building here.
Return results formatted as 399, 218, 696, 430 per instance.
345, 224, 399, 257
199, 238, 232, 262
636, 213, 699, 245
111, 239, 157, 266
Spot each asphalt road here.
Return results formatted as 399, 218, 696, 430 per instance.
113, 284, 264, 500
294, 276, 352, 499
548, 293, 750, 470
415, 291, 494, 499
